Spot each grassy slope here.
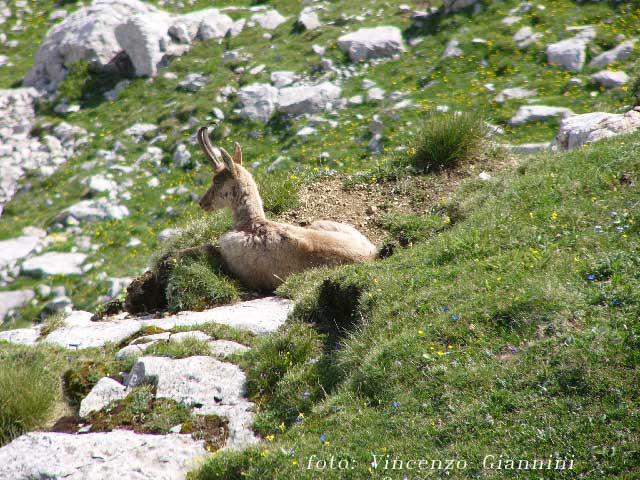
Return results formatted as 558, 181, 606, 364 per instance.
193, 133, 639, 479
1, 0, 639, 320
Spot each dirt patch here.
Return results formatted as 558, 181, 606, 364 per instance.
275, 173, 463, 245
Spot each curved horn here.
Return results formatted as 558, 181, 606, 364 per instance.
219, 146, 237, 174
197, 126, 224, 173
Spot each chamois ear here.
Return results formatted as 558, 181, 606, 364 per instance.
233, 142, 243, 165
219, 147, 237, 176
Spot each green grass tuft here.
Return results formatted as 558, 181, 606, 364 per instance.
0, 348, 59, 446
144, 337, 212, 359
405, 111, 488, 172
166, 257, 240, 312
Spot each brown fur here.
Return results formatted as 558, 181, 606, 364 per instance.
197, 128, 377, 291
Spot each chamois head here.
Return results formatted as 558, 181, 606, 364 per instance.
197, 126, 265, 224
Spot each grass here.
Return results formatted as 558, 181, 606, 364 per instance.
0, 347, 59, 446
38, 312, 66, 338
190, 131, 640, 479
2, 0, 640, 318
166, 257, 240, 312
403, 111, 489, 172
144, 337, 212, 358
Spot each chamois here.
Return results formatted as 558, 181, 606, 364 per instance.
196, 125, 376, 291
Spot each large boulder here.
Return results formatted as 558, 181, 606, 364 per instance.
546, 28, 596, 72
174, 8, 234, 42
337, 26, 406, 62
589, 40, 635, 68
24, 0, 161, 91
0, 431, 208, 480
555, 108, 640, 150
237, 83, 279, 122
25, 0, 239, 90
277, 82, 341, 116
114, 12, 175, 78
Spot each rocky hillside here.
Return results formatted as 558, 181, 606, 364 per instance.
0, 0, 639, 478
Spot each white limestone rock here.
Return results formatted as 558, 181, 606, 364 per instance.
278, 82, 341, 116
251, 10, 287, 30
590, 70, 629, 89
509, 105, 573, 126
21, 252, 87, 277
0, 228, 46, 270
0, 289, 35, 321
55, 198, 130, 224
79, 377, 129, 418
546, 29, 596, 71
127, 356, 258, 448
83, 175, 118, 196
270, 70, 296, 88
441, 38, 463, 59
43, 318, 142, 349
589, 40, 635, 68
24, 0, 162, 91
209, 339, 250, 357
0, 327, 41, 346
237, 83, 279, 122
125, 122, 158, 138
178, 73, 208, 92
555, 108, 640, 150
337, 26, 406, 62
513, 26, 542, 49
0, 431, 208, 480
297, 8, 320, 31
141, 296, 292, 334
494, 87, 537, 103
115, 12, 174, 78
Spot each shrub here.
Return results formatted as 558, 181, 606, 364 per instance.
405, 111, 488, 172
0, 348, 59, 446
166, 257, 240, 312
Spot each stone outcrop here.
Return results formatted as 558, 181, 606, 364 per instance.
588, 40, 635, 68
278, 82, 342, 116
0, 89, 87, 217
127, 355, 258, 448
546, 27, 596, 71
0, 431, 208, 480
237, 83, 279, 122
555, 108, 640, 150
21, 252, 87, 277
25, 0, 241, 91
337, 26, 406, 62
